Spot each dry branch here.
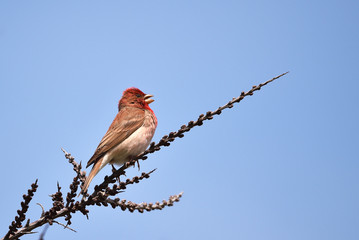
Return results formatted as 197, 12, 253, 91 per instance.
93, 72, 289, 192
4, 180, 38, 239
2, 72, 288, 240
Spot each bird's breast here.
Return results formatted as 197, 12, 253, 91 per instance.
105, 110, 157, 166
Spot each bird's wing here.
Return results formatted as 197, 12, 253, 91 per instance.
86, 107, 145, 168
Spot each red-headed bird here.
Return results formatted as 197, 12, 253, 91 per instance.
82, 88, 157, 194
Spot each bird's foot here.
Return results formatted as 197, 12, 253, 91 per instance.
135, 159, 140, 171
111, 164, 121, 183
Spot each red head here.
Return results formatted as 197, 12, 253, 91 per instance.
118, 87, 154, 111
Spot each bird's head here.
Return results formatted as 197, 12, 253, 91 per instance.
118, 87, 154, 111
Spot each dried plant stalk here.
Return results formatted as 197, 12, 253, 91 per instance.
1, 72, 288, 240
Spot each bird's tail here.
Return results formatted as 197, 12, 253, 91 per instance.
80, 159, 103, 196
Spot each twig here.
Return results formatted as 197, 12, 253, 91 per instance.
53, 221, 77, 232
138, 71, 289, 160
4, 179, 38, 240
102, 169, 157, 196
105, 192, 184, 213
61, 148, 86, 184
36, 203, 45, 217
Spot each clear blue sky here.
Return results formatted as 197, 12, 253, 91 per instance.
0, 1, 358, 240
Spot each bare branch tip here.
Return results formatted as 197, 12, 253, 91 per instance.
53, 221, 77, 232
36, 203, 45, 217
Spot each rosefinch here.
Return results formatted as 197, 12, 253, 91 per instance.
82, 88, 157, 194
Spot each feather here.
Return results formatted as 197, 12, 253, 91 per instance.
81, 158, 103, 194
86, 106, 145, 168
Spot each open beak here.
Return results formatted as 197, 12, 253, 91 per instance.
144, 94, 154, 104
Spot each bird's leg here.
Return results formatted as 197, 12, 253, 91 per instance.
135, 159, 140, 171
128, 155, 141, 170
111, 164, 121, 183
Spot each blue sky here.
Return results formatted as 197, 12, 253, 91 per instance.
0, 1, 358, 240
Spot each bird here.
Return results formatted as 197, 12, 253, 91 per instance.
81, 87, 157, 194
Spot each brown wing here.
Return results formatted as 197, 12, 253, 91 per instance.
86, 106, 145, 168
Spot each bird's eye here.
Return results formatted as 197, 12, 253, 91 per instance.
136, 94, 141, 98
